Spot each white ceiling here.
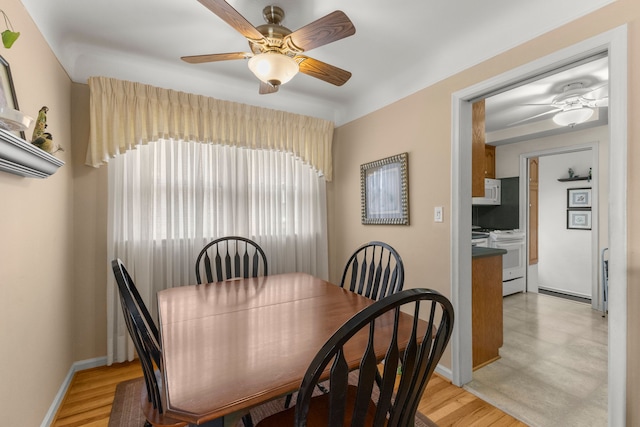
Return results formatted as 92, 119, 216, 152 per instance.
485, 55, 609, 144
20, 0, 612, 127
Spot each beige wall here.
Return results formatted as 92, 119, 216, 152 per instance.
70, 83, 108, 360
330, 0, 640, 423
0, 0, 73, 424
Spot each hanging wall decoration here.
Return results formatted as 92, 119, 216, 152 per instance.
1, 10, 20, 49
360, 152, 409, 225
0, 54, 28, 139
567, 209, 592, 230
567, 187, 592, 208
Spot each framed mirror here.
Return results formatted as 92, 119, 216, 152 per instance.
360, 152, 409, 225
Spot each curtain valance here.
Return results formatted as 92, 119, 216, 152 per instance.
86, 76, 334, 180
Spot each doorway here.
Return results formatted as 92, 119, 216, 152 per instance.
466, 144, 607, 426
521, 145, 602, 310
450, 26, 627, 426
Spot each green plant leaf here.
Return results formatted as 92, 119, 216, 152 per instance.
2, 30, 19, 49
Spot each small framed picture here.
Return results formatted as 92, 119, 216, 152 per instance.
567, 187, 591, 208
361, 152, 409, 225
567, 209, 591, 230
0, 55, 26, 139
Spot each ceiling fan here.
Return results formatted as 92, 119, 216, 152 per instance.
511, 81, 609, 127
181, 0, 356, 94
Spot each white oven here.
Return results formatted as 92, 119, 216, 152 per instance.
490, 230, 526, 296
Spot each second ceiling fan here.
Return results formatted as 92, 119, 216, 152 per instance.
182, 0, 356, 94
510, 81, 609, 127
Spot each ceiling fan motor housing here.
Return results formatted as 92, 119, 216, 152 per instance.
251, 6, 295, 56
553, 82, 596, 107
263, 6, 284, 25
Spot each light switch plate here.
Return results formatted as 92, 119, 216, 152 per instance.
434, 206, 443, 222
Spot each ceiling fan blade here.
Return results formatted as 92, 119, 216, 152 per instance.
286, 11, 355, 52
507, 108, 561, 127
197, 0, 264, 41
583, 82, 608, 97
297, 56, 352, 86
259, 81, 279, 95
181, 52, 250, 64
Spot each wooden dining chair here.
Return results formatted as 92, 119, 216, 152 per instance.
195, 236, 268, 284
257, 288, 454, 427
114, 259, 258, 427
340, 241, 405, 301
284, 241, 405, 409
111, 259, 188, 427
194, 238, 267, 427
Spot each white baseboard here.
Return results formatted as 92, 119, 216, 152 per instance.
40, 356, 108, 427
435, 363, 452, 381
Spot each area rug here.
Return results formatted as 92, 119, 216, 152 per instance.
108, 378, 147, 427
109, 377, 437, 426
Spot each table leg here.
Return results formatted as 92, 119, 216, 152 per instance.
196, 417, 223, 427
193, 411, 247, 427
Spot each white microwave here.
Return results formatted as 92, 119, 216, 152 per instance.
472, 178, 501, 205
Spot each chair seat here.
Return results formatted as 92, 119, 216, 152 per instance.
256, 386, 377, 427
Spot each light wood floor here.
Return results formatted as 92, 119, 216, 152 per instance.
52, 360, 527, 427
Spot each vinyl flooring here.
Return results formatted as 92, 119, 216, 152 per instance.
465, 292, 608, 427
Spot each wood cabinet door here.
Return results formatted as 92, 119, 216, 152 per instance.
484, 145, 496, 179
472, 255, 503, 370
472, 100, 486, 197
529, 157, 539, 265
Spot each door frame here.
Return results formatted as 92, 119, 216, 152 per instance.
450, 26, 627, 426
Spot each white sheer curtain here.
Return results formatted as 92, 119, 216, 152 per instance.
107, 139, 328, 364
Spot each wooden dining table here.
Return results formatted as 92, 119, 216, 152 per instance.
157, 272, 418, 426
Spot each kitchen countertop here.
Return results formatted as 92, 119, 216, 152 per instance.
472, 246, 508, 258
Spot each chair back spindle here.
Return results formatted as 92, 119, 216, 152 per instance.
341, 241, 404, 301
196, 236, 268, 284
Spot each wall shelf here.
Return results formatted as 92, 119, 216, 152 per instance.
0, 128, 64, 178
558, 176, 589, 182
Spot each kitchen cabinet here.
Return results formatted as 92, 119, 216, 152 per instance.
472, 253, 503, 370
484, 145, 495, 178
471, 99, 497, 196
529, 158, 539, 265
472, 100, 485, 197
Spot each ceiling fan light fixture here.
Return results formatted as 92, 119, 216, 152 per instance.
248, 53, 299, 87
553, 106, 594, 127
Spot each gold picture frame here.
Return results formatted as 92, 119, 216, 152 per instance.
360, 152, 409, 225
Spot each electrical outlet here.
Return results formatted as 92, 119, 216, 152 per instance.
434, 206, 443, 222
